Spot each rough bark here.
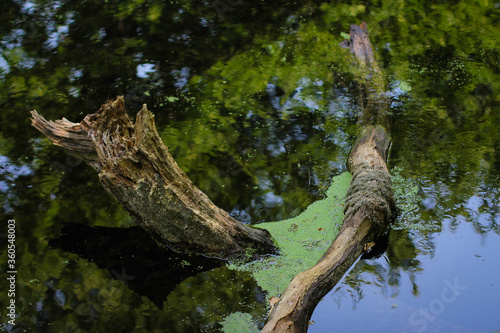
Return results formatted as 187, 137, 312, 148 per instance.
261, 22, 397, 332
31, 97, 277, 260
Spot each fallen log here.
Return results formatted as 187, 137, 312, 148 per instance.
261, 22, 397, 332
31, 97, 277, 260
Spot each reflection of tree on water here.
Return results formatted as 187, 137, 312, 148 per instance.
49, 224, 223, 307
329, 169, 500, 310
331, 229, 425, 309
1, 0, 500, 331
0, 0, 362, 224
422, 177, 500, 236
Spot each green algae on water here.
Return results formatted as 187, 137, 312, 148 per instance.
222, 172, 351, 332
228, 172, 351, 300
220, 312, 260, 333
390, 166, 438, 231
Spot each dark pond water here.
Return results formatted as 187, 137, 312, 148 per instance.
0, 1, 499, 332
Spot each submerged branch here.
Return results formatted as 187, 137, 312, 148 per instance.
262, 22, 397, 332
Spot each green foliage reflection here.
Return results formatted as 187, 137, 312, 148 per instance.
0, 0, 499, 331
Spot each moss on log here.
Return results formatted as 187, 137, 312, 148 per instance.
261, 23, 397, 333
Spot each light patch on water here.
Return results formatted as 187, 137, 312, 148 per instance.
137, 63, 156, 78
0, 56, 10, 77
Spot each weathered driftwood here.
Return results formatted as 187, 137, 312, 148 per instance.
261, 22, 397, 332
31, 97, 277, 260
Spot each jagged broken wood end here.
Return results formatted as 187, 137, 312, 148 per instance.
31, 96, 278, 260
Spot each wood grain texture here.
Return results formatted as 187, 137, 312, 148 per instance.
31, 97, 277, 260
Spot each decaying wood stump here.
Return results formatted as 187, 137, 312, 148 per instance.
261, 22, 397, 333
31, 97, 277, 260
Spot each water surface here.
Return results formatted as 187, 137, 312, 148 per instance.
0, 1, 499, 332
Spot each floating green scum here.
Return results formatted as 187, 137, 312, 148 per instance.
222, 168, 428, 331
223, 172, 351, 331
